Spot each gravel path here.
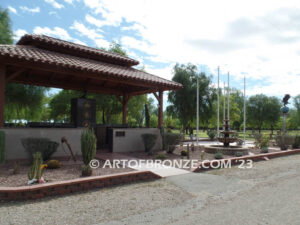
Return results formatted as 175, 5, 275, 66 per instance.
1, 154, 300, 225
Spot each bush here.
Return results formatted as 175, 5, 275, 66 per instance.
0, 131, 5, 163
81, 128, 97, 166
253, 132, 263, 148
141, 133, 157, 155
181, 150, 188, 156
21, 138, 59, 161
214, 151, 223, 159
47, 159, 62, 169
235, 151, 244, 157
207, 130, 216, 140
275, 135, 294, 150
155, 153, 167, 160
260, 147, 269, 153
164, 133, 183, 153
81, 164, 92, 177
260, 136, 269, 149
292, 136, 300, 149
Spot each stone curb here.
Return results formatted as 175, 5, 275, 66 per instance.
192, 149, 300, 172
0, 170, 161, 201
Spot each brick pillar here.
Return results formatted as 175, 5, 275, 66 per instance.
0, 66, 5, 127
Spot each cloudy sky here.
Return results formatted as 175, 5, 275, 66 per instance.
2, 0, 300, 99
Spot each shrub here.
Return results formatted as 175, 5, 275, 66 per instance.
181, 150, 188, 156
47, 159, 62, 169
214, 151, 223, 159
235, 151, 244, 157
253, 132, 263, 148
21, 138, 59, 161
275, 135, 294, 150
292, 136, 300, 149
164, 133, 183, 153
141, 133, 157, 155
260, 148, 269, 153
81, 128, 97, 166
28, 152, 43, 181
82, 164, 92, 177
155, 153, 167, 160
0, 131, 5, 163
207, 130, 216, 140
260, 136, 269, 149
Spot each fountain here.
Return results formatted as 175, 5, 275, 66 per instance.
204, 72, 249, 156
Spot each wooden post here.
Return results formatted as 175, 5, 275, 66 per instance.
122, 94, 130, 125
0, 66, 5, 127
158, 90, 163, 128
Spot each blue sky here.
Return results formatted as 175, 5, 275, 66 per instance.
2, 0, 300, 104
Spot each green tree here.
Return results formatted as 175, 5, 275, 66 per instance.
0, 7, 13, 44
168, 63, 216, 133
1, 7, 48, 123
247, 94, 281, 133
48, 90, 81, 122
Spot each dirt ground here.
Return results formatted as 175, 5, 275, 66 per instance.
1, 154, 300, 224
0, 159, 133, 187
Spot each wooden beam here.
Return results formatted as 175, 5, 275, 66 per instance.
0, 65, 6, 127
153, 92, 159, 101
158, 90, 163, 128
12, 77, 124, 96
122, 94, 131, 125
6, 68, 27, 82
0, 57, 176, 91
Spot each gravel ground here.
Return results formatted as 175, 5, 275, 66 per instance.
1, 154, 300, 225
0, 160, 133, 187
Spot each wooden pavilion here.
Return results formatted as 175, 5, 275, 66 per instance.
0, 34, 182, 128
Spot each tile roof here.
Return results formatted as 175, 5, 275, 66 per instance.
17, 34, 139, 67
0, 45, 182, 90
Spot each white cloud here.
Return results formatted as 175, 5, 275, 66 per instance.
8, 6, 17, 14
82, 0, 300, 97
70, 21, 109, 48
13, 29, 28, 41
33, 26, 71, 40
20, 6, 40, 13
64, 0, 80, 4
44, 0, 64, 9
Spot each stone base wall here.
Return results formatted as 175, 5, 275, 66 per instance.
0, 128, 84, 160
112, 128, 162, 153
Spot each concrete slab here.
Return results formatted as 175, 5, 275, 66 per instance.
129, 162, 191, 177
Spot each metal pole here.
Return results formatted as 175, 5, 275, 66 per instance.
196, 74, 199, 146
223, 82, 226, 130
243, 75, 246, 143
227, 72, 230, 121
217, 67, 220, 137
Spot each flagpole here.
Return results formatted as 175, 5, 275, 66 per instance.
243, 75, 246, 143
217, 67, 220, 137
196, 72, 199, 146
227, 72, 230, 121
223, 82, 225, 130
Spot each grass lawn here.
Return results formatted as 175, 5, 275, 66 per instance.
169, 129, 300, 141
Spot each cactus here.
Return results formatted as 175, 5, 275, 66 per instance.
81, 128, 97, 166
0, 131, 5, 163
28, 152, 43, 180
